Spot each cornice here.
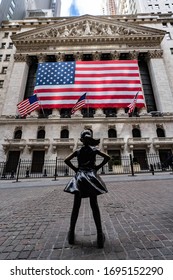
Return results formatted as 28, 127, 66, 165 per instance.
11, 14, 165, 50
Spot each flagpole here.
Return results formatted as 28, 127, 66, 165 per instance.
87, 98, 89, 117
35, 91, 45, 118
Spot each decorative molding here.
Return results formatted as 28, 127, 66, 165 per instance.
129, 50, 139, 60
92, 51, 102, 61
38, 53, 47, 62
14, 53, 29, 62
74, 52, 83, 61
147, 49, 163, 59
111, 51, 120, 60
55, 52, 65, 61
11, 15, 165, 49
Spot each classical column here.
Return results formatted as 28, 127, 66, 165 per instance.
147, 50, 173, 113
2, 53, 30, 116
92, 52, 105, 117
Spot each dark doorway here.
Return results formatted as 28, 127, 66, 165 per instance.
31, 151, 45, 173
133, 150, 148, 170
5, 151, 20, 173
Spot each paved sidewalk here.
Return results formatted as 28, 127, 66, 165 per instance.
0, 174, 173, 260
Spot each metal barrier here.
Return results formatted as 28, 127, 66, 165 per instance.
0, 153, 173, 181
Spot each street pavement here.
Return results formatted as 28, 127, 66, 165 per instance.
0, 173, 173, 260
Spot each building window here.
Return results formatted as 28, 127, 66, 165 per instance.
1, 43, 6, 49
166, 32, 171, 40
60, 129, 69, 138
11, 0, 16, 8
7, 14, 11, 20
81, 108, 95, 117
4, 54, 11, 61
4, 32, 9, 38
157, 127, 165, 137
103, 108, 117, 117
8, 42, 13, 49
0, 55, 3, 61
24, 58, 38, 98
0, 80, 4, 88
9, 7, 14, 15
132, 128, 141, 138
14, 129, 22, 139
162, 22, 167, 27
60, 108, 71, 118
138, 56, 157, 112
108, 128, 117, 138
1, 67, 7, 74
170, 48, 173, 54
37, 129, 45, 139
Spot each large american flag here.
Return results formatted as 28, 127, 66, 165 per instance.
34, 60, 145, 109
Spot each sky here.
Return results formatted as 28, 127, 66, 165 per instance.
61, 0, 104, 17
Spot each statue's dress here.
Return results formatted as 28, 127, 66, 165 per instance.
64, 146, 108, 198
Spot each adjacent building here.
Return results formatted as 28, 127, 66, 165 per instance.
0, 0, 28, 23
27, 0, 61, 17
102, 0, 117, 15
1, 12, 173, 176
117, 0, 173, 15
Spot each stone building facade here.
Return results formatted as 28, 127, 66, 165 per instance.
0, 13, 173, 173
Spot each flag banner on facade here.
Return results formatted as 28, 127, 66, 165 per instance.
17, 94, 40, 117
71, 92, 87, 114
127, 91, 139, 114
34, 60, 145, 109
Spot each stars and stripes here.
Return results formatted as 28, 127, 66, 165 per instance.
71, 92, 87, 114
34, 60, 145, 109
127, 92, 139, 114
17, 94, 40, 117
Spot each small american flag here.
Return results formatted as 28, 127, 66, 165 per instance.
17, 94, 40, 117
127, 92, 139, 114
71, 92, 87, 114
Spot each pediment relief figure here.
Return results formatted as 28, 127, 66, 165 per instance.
11, 14, 165, 44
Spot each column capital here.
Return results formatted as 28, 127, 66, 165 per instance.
129, 50, 139, 60
92, 51, 102, 61
147, 50, 163, 59
111, 51, 120, 60
74, 52, 83, 61
37, 53, 47, 63
55, 52, 65, 62
14, 53, 30, 63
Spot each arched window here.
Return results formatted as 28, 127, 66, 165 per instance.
108, 128, 117, 138
37, 129, 45, 139
61, 129, 69, 138
157, 127, 165, 137
132, 128, 141, 138
14, 129, 22, 139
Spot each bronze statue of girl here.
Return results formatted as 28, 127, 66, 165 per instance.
64, 130, 110, 248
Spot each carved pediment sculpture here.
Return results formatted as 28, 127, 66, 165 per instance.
11, 14, 165, 48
